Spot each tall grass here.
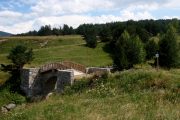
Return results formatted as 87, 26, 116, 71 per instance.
0, 35, 179, 119
1, 69, 179, 119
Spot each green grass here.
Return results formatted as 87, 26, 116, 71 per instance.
31, 43, 112, 67
0, 35, 179, 119
0, 72, 9, 85
0, 35, 112, 66
0, 89, 26, 109
0, 35, 84, 54
0, 68, 179, 119
0, 35, 112, 90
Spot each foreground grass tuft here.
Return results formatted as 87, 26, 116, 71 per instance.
1, 68, 179, 120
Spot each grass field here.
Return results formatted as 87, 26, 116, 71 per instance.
0, 35, 179, 119
0, 68, 179, 120
0, 35, 112, 84
0, 35, 112, 66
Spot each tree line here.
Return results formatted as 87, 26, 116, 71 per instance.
76, 19, 180, 69
18, 19, 179, 37
17, 24, 75, 36
16, 19, 180, 69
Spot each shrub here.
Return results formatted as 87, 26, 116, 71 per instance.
0, 89, 26, 107
0, 45, 34, 92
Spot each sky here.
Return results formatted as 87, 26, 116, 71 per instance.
0, 0, 180, 34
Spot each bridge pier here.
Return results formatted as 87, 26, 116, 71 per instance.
21, 68, 74, 97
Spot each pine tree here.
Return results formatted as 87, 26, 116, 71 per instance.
145, 39, 158, 60
159, 25, 179, 68
126, 35, 145, 68
83, 26, 97, 48
113, 30, 146, 70
113, 30, 129, 70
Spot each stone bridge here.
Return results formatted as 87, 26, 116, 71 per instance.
21, 61, 86, 97
21, 61, 111, 97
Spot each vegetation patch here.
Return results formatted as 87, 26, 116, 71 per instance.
1, 69, 179, 119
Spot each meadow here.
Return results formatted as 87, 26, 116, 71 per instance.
0, 68, 179, 120
0, 35, 112, 84
0, 35, 112, 66
0, 35, 179, 119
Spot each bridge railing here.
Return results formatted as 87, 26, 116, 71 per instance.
62, 61, 86, 73
39, 61, 86, 73
39, 62, 69, 73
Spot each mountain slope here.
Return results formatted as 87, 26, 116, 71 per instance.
0, 31, 13, 37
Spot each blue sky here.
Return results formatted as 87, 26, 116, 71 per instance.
0, 0, 180, 34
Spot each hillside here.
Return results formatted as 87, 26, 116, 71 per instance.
0, 68, 179, 119
0, 35, 179, 119
0, 31, 13, 37
0, 35, 112, 66
0, 35, 112, 84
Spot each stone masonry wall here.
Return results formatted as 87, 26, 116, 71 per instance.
21, 68, 39, 97
86, 67, 111, 74
21, 68, 74, 97
56, 70, 74, 92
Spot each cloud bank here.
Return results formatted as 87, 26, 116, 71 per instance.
0, 0, 179, 34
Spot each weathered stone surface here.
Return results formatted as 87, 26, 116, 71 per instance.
1, 103, 16, 113
5, 103, 16, 110
45, 92, 53, 100
21, 68, 40, 97
21, 68, 74, 97
1, 106, 8, 113
56, 70, 74, 92
86, 67, 112, 74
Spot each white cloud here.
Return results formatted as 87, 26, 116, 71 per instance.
163, 16, 180, 19
164, 0, 180, 8
0, 0, 179, 34
0, 10, 22, 17
31, 0, 114, 16
120, 10, 154, 20
123, 3, 159, 12
0, 13, 155, 34
33, 15, 121, 28
0, 10, 23, 26
0, 21, 34, 34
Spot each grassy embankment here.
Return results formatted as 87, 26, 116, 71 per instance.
0, 68, 179, 119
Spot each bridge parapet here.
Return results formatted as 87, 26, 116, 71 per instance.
62, 61, 86, 73
39, 62, 69, 73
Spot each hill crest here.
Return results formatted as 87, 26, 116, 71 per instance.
0, 31, 13, 37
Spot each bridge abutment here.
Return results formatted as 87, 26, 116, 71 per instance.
21, 68, 74, 97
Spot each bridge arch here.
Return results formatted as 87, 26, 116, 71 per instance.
43, 76, 58, 95
21, 61, 86, 97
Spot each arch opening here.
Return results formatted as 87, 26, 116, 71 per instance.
43, 76, 58, 95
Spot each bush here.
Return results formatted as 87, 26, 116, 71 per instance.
1, 45, 34, 92
64, 72, 109, 95
0, 89, 26, 107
